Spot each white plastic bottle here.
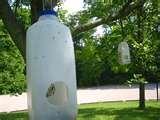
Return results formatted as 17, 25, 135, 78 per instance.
26, 10, 77, 120
118, 41, 131, 65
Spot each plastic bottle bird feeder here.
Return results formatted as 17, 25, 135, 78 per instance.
118, 41, 131, 65
26, 0, 77, 120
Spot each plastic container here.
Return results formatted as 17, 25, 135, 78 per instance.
26, 10, 77, 120
118, 41, 131, 65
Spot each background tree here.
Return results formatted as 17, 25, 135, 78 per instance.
0, 0, 145, 60
0, 20, 25, 94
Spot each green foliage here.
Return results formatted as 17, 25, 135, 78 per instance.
65, 0, 160, 86
0, 7, 30, 95
0, 21, 26, 95
127, 74, 147, 86
15, 8, 31, 29
76, 36, 104, 86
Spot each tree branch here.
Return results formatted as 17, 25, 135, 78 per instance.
137, 0, 145, 43
72, 0, 143, 38
0, 0, 145, 62
0, 0, 26, 61
31, 0, 43, 23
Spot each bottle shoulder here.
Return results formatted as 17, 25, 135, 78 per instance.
27, 19, 69, 34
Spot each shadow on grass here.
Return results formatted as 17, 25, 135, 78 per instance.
78, 107, 160, 120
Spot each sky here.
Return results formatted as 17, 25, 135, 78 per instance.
62, 0, 105, 36
9, 0, 84, 13
62, 0, 84, 13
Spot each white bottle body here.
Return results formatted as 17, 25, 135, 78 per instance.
26, 15, 77, 120
118, 41, 131, 65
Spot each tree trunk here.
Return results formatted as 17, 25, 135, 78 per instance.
31, 0, 43, 23
0, 0, 26, 60
137, 0, 145, 109
156, 82, 159, 101
139, 83, 145, 109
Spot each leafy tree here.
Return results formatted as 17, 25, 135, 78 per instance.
76, 35, 105, 86
0, 20, 25, 94
0, 0, 144, 60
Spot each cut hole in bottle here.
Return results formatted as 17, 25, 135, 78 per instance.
46, 81, 68, 106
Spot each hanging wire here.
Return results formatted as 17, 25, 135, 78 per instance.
42, 0, 45, 10
51, 0, 53, 10
20, 0, 23, 13
119, 19, 125, 40
137, 0, 144, 43
42, 0, 54, 10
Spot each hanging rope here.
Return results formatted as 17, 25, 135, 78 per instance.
119, 19, 126, 40
51, 0, 53, 10
137, 0, 144, 43
43, 0, 59, 10
42, 0, 45, 10
42, 0, 53, 10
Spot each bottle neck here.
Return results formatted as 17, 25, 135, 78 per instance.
40, 10, 58, 16
38, 15, 59, 21
38, 10, 58, 21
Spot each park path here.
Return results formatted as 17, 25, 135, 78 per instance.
0, 84, 159, 113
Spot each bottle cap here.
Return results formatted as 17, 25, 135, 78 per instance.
40, 10, 58, 16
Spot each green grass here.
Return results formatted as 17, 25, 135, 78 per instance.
0, 101, 160, 120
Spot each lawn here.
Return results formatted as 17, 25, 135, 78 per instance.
0, 101, 160, 120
